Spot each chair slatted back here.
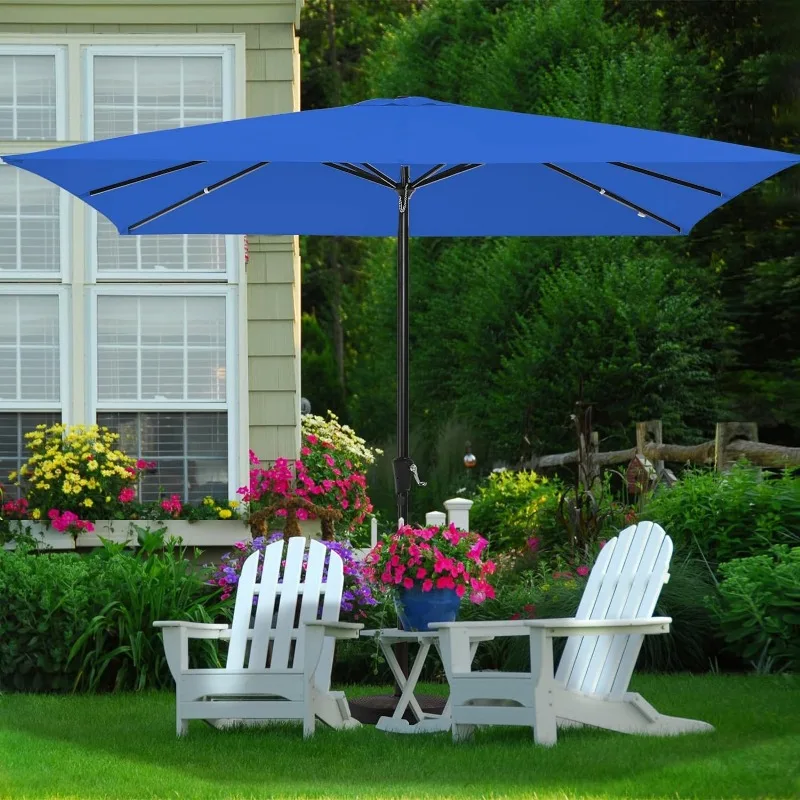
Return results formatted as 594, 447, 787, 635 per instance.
555, 522, 672, 698
226, 537, 344, 675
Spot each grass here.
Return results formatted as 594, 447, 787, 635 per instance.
0, 675, 798, 800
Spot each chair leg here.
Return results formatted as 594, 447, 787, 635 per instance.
452, 723, 475, 742
177, 717, 188, 736
303, 688, 316, 738
533, 689, 557, 746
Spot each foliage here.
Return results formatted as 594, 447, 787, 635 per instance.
6, 424, 153, 535
211, 533, 378, 621
0, 533, 225, 693
241, 412, 379, 535
709, 546, 800, 674
365, 522, 496, 603
348, 0, 724, 480
607, 0, 800, 440
642, 464, 800, 564
470, 470, 563, 552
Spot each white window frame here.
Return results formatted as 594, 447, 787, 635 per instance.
0, 44, 68, 141
0, 163, 71, 282
87, 284, 239, 498
0, 284, 71, 418
82, 44, 236, 283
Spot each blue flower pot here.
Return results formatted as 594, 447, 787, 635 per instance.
394, 586, 461, 632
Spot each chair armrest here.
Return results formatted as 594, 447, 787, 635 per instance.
305, 620, 364, 640
431, 617, 671, 639
523, 617, 672, 637
153, 620, 229, 639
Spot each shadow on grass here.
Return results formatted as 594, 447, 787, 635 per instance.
0, 674, 798, 799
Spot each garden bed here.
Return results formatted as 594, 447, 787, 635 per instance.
3, 518, 321, 550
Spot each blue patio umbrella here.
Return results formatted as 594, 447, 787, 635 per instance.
4, 96, 799, 523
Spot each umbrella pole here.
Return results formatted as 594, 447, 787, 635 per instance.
394, 165, 412, 527
393, 166, 412, 691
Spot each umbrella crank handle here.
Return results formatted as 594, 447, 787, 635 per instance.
393, 457, 427, 495
410, 463, 427, 487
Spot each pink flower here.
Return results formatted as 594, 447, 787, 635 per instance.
118, 487, 135, 503
455, 584, 466, 598
48, 508, 60, 520
340, 499, 349, 510
576, 565, 590, 577
527, 536, 540, 552
403, 577, 414, 589
248, 449, 260, 465
234, 541, 247, 551
301, 447, 311, 456
415, 567, 427, 579
306, 434, 318, 445
436, 575, 455, 590
422, 579, 434, 592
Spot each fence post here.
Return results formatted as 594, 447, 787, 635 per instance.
443, 498, 473, 531
370, 516, 378, 548
425, 510, 447, 527
715, 422, 759, 472
636, 420, 664, 473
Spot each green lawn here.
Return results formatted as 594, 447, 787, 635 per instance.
0, 675, 797, 800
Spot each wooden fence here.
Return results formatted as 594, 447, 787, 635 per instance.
518, 420, 800, 488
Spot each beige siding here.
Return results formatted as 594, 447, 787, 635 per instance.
1, 2, 298, 26
0, 0, 303, 467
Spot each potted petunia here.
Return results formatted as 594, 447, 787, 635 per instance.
364, 523, 497, 631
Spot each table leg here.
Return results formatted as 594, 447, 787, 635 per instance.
379, 640, 429, 725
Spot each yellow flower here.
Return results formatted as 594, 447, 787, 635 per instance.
87, 460, 98, 471
31, 508, 41, 520
218, 509, 233, 520
203, 496, 215, 507
228, 500, 239, 509
105, 496, 112, 503
7, 471, 16, 482
83, 498, 93, 508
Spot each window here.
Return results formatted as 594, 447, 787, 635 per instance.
0, 293, 62, 406
0, 166, 65, 278
0, 47, 65, 141
85, 47, 235, 280
90, 53, 226, 140
0, 411, 62, 496
96, 411, 228, 502
92, 289, 234, 500
94, 216, 230, 277
96, 295, 227, 404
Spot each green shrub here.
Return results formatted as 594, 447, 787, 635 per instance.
0, 531, 226, 693
642, 464, 800, 564
470, 470, 564, 551
710, 546, 800, 673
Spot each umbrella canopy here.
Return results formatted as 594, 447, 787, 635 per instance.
4, 96, 798, 238
4, 96, 798, 521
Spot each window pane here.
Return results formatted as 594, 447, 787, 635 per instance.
96, 215, 227, 275
0, 295, 60, 402
96, 411, 228, 502
0, 54, 58, 141
0, 168, 61, 274
0, 412, 61, 497
97, 295, 226, 403
93, 55, 223, 140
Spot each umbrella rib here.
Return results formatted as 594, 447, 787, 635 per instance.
412, 163, 483, 190
609, 162, 723, 196
323, 162, 395, 189
544, 163, 682, 233
360, 163, 399, 188
88, 160, 206, 196
409, 164, 447, 187
127, 161, 269, 233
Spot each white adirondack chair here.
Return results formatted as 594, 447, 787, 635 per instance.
154, 536, 363, 737
433, 521, 714, 745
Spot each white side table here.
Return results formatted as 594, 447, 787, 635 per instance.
361, 628, 485, 734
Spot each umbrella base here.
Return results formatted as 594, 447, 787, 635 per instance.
349, 693, 447, 726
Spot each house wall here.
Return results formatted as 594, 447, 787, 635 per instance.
0, 0, 304, 471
